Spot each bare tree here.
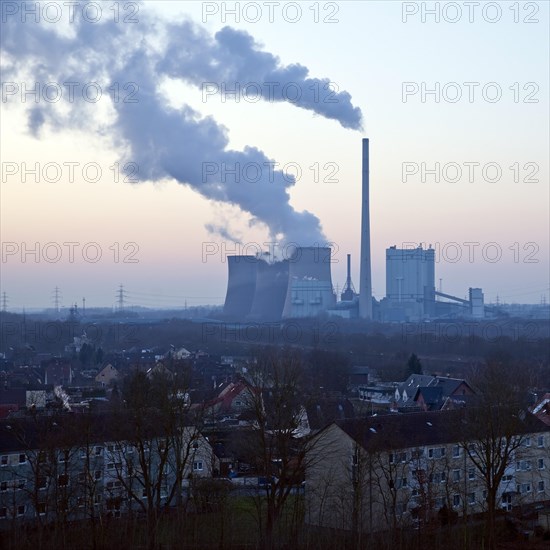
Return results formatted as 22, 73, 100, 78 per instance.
107, 368, 206, 550
457, 361, 532, 550
240, 349, 322, 549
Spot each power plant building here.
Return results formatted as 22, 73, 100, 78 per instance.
282, 247, 336, 319
383, 245, 436, 321
221, 139, 485, 323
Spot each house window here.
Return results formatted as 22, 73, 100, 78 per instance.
58, 474, 69, 487
0, 482, 7, 492
428, 447, 445, 459
0, 507, 6, 519
94, 470, 102, 480
95, 446, 103, 456
193, 461, 203, 471
452, 445, 460, 458
516, 460, 532, 472
17, 505, 25, 517
390, 452, 407, 463
36, 502, 46, 515
18, 454, 26, 464
468, 469, 475, 481
502, 475, 513, 483
523, 437, 531, 447
94, 494, 102, 505
538, 481, 545, 492
435, 497, 444, 509
1, 456, 7, 466
452, 470, 460, 482
538, 458, 544, 470
452, 494, 461, 507
537, 435, 544, 448
37, 476, 47, 490
468, 492, 476, 505
401, 477, 408, 488
59, 449, 70, 463
430, 472, 445, 484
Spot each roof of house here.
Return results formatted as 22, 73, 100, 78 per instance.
0, 410, 203, 454
305, 398, 354, 431
398, 375, 473, 406
432, 377, 472, 396
397, 375, 435, 396
414, 387, 444, 410
332, 409, 550, 453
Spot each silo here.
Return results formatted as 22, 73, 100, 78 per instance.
223, 255, 258, 319
282, 247, 336, 318
248, 259, 289, 321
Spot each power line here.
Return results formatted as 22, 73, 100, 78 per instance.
116, 284, 128, 311
52, 286, 61, 312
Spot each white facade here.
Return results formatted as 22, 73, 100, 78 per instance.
386, 246, 435, 303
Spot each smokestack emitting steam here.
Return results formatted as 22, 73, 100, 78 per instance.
1, 8, 363, 245
359, 138, 373, 319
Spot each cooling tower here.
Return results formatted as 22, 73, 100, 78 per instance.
223, 255, 258, 319
282, 247, 336, 318
248, 259, 289, 321
359, 138, 373, 319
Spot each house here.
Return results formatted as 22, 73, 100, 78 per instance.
358, 384, 396, 405
203, 381, 252, 419
396, 375, 475, 410
305, 409, 550, 534
0, 412, 217, 527
395, 375, 436, 404
348, 366, 371, 390
531, 393, 550, 426
44, 360, 73, 386
95, 364, 120, 386
164, 347, 191, 361
146, 363, 174, 381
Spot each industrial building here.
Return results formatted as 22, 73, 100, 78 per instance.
222, 138, 486, 323
381, 245, 436, 321
222, 247, 336, 321
282, 247, 336, 319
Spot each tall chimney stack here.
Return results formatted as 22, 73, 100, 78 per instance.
359, 138, 373, 319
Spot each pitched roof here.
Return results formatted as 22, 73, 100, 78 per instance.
414, 387, 444, 410
432, 377, 472, 397
334, 409, 550, 453
305, 398, 354, 430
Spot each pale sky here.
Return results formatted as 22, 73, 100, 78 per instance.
1, 1, 548, 310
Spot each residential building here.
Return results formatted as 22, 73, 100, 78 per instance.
305, 410, 550, 534
0, 413, 216, 528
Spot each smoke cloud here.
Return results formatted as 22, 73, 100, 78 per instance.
1, 3, 363, 245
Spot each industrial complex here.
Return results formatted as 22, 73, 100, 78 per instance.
223, 139, 486, 323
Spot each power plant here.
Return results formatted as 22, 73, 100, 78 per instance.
222, 138, 485, 322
